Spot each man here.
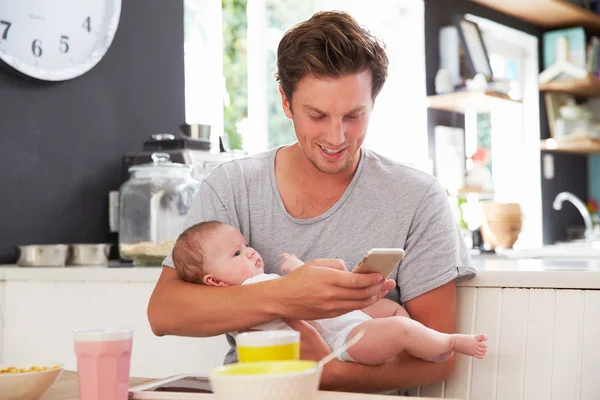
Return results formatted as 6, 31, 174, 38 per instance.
148, 10, 475, 394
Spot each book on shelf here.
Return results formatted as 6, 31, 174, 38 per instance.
543, 27, 600, 80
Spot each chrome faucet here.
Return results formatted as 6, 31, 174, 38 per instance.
553, 191, 594, 242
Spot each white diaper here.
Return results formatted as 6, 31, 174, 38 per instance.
314, 310, 371, 362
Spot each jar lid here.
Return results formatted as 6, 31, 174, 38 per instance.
128, 153, 192, 174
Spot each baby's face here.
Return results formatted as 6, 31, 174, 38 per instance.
202, 225, 264, 286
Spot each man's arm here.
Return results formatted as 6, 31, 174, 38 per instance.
295, 280, 457, 392
147, 262, 395, 337
148, 267, 278, 337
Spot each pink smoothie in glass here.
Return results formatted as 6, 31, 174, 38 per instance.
74, 328, 133, 400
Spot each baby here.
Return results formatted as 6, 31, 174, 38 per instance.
172, 221, 488, 364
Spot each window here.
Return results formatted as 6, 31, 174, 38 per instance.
184, 0, 225, 152
465, 15, 542, 248
184, 0, 428, 168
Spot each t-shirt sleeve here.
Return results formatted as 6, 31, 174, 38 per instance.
396, 179, 475, 303
162, 179, 234, 268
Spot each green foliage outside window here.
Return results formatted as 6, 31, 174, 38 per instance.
264, 0, 314, 148
222, 0, 247, 150
220, 0, 316, 151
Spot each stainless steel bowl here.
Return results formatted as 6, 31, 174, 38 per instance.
68, 244, 112, 266
17, 244, 69, 267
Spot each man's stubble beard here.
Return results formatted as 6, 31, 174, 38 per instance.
307, 153, 354, 175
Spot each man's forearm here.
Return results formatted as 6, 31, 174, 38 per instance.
148, 263, 393, 337
321, 353, 454, 393
148, 267, 281, 337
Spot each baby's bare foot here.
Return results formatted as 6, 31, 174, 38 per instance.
452, 334, 488, 359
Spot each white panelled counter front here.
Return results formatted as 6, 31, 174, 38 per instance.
0, 264, 229, 380
2, 259, 600, 400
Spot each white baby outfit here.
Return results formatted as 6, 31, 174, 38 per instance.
240, 273, 371, 361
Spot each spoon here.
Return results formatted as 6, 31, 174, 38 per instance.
317, 329, 365, 369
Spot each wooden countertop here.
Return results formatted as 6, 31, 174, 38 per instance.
44, 371, 440, 399
44, 371, 153, 400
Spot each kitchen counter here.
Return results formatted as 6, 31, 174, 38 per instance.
46, 371, 440, 400
3, 258, 600, 289
0, 262, 161, 282
465, 258, 600, 289
4, 258, 600, 399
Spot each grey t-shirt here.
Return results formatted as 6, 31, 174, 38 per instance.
163, 146, 475, 374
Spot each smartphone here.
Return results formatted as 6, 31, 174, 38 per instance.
352, 248, 405, 278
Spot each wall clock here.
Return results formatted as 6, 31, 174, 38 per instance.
0, 0, 121, 81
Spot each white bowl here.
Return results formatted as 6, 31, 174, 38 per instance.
0, 364, 64, 400
209, 360, 320, 400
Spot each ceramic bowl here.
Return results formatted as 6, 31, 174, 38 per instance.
481, 202, 523, 249
481, 219, 522, 249
0, 363, 63, 400
209, 360, 320, 400
481, 202, 522, 222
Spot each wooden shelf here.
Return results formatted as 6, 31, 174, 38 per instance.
540, 138, 600, 154
473, 0, 600, 31
539, 75, 600, 97
427, 90, 521, 114
458, 187, 495, 199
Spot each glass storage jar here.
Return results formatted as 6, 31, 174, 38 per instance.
119, 153, 199, 265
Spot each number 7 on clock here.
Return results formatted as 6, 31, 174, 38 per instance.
1, 20, 11, 40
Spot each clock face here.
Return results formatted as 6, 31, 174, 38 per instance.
0, 0, 121, 81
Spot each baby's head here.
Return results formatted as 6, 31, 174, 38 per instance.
172, 221, 264, 286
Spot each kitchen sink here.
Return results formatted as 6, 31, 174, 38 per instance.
497, 240, 600, 259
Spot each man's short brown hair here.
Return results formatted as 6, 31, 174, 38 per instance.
172, 221, 223, 284
276, 11, 388, 104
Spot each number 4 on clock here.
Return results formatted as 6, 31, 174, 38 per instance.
1, 20, 11, 40
82, 17, 91, 33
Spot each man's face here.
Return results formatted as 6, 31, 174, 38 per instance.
280, 70, 374, 175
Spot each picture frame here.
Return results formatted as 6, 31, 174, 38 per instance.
453, 15, 494, 80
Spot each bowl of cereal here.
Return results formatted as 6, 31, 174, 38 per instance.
0, 364, 63, 400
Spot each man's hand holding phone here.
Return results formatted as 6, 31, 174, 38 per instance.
277, 258, 395, 320
352, 248, 405, 278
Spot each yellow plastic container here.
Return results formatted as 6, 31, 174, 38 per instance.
236, 331, 300, 363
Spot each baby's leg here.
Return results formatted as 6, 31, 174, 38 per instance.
345, 317, 488, 365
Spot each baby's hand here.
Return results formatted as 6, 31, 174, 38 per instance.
280, 253, 304, 273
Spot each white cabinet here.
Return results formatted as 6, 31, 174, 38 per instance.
415, 286, 600, 399
0, 267, 230, 378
